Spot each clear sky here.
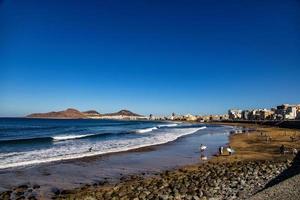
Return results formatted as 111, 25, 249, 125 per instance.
1, 0, 300, 117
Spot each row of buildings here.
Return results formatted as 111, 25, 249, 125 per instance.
149, 113, 229, 122
228, 104, 300, 121
149, 103, 300, 122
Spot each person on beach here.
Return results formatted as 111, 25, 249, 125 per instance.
280, 145, 285, 154
290, 136, 296, 142
227, 146, 235, 155
200, 144, 207, 152
292, 148, 298, 155
219, 146, 223, 155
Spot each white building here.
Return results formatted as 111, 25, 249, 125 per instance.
285, 106, 297, 120
228, 109, 242, 120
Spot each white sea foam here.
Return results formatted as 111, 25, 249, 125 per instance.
135, 127, 158, 133
157, 124, 178, 128
0, 126, 207, 169
52, 134, 94, 141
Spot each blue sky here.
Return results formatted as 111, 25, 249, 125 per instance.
1, 0, 300, 117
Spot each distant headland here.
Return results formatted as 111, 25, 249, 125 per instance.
26, 108, 146, 120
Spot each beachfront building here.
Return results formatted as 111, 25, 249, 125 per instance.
257, 109, 274, 120
197, 115, 210, 122
232, 108, 275, 121
241, 110, 250, 120
184, 114, 198, 121
226, 103, 300, 121
297, 112, 300, 119
220, 114, 229, 120
276, 104, 298, 120
285, 106, 297, 120
228, 109, 242, 120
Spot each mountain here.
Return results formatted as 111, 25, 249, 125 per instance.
82, 110, 101, 118
82, 110, 100, 115
103, 109, 142, 116
26, 108, 87, 119
26, 109, 143, 119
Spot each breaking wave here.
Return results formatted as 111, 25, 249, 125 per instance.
0, 127, 207, 169
157, 124, 178, 128
135, 127, 158, 133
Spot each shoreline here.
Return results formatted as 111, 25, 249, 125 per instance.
54, 123, 300, 200
1, 123, 299, 199
0, 124, 230, 199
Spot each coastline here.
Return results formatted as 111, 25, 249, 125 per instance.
1, 123, 299, 199
54, 123, 300, 200
0, 124, 230, 199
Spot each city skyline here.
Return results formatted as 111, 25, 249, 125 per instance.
1, 0, 300, 117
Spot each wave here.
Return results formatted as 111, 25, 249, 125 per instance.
157, 124, 178, 128
135, 124, 178, 133
135, 127, 158, 133
0, 132, 129, 144
0, 126, 207, 169
52, 134, 95, 141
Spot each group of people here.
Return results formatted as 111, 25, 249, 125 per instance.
199, 144, 235, 157
219, 145, 235, 156
279, 144, 298, 155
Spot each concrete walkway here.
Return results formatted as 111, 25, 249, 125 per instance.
250, 173, 300, 200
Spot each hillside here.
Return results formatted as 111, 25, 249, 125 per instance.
82, 110, 100, 115
26, 108, 87, 119
26, 109, 142, 119
103, 109, 142, 116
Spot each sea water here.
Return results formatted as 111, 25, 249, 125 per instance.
0, 118, 220, 169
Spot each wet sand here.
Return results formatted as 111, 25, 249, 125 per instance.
0, 125, 232, 199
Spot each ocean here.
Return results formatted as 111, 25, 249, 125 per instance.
0, 118, 214, 169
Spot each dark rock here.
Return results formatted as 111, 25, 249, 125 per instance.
51, 187, 60, 195
16, 196, 26, 200
0, 190, 12, 200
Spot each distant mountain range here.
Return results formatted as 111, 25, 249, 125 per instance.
26, 108, 143, 119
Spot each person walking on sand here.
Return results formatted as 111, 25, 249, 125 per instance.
227, 146, 235, 155
200, 144, 207, 152
280, 144, 285, 155
292, 148, 298, 155
219, 146, 224, 155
